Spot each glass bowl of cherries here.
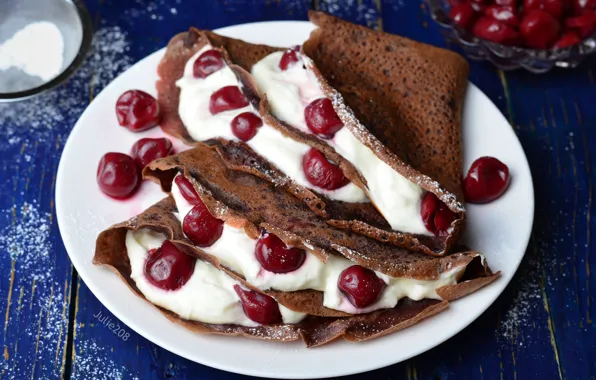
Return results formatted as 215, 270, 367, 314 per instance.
427, 0, 596, 73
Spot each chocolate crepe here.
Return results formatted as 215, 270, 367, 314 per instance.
93, 198, 448, 347
143, 145, 499, 302
156, 25, 467, 256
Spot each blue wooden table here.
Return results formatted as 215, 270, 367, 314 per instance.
1, 0, 595, 379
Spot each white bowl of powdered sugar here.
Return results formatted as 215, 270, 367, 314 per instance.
0, 0, 92, 101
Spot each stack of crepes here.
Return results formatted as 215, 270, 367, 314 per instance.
94, 11, 500, 347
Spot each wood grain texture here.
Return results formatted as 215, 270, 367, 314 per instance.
0, 0, 594, 379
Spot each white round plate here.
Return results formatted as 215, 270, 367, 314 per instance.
56, 21, 534, 379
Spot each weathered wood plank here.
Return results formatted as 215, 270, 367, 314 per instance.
1, 0, 594, 378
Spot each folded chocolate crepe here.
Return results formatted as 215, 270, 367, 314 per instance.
93, 197, 448, 347
143, 145, 499, 311
156, 17, 469, 256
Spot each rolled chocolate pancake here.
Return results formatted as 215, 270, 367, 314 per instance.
156, 25, 466, 256
93, 197, 448, 347
144, 146, 499, 304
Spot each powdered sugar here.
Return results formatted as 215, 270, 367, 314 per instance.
71, 339, 139, 380
0, 21, 64, 82
0, 202, 51, 280
497, 254, 541, 345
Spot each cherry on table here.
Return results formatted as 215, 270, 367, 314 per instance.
279, 46, 300, 71
131, 138, 173, 169
338, 265, 386, 309
209, 86, 249, 115
231, 112, 263, 141
144, 241, 195, 291
175, 175, 201, 205
450, 3, 478, 30
420, 192, 457, 236
255, 232, 306, 274
302, 148, 349, 190
464, 156, 511, 203
193, 49, 225, 78
182, 198, 224, 247
115, 90, 161, 132
472, 17, 522, 45
234, 285, 282, 324
304, 97, 344, 138
485, 5, 521, 28
96, 152, 140, 199
520, 10, 561, 49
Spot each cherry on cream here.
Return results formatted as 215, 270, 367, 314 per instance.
182, 198, 224, 247
144, 241, 195, 291
193, 49, 225, 78
338, 265, 386, 308
255, 232, 306, 274
234, 285, 282, 324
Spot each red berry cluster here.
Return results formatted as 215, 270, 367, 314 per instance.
449, 0, 596, 49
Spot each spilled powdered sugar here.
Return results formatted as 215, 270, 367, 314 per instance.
71, 339, 139, 380
0, 202, 69, 379
0, 24, 135, 379
496, 248, 542, 347
0, 202, 51, 281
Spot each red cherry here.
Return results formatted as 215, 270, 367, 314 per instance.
420, 192, 457, 236
338, 265, 386, 309
524, 0, 565, 19
520, 10, 562, 48
471, 0, 491, 12
234, 285, 282, 324
174, 175, 201, 205
279, 46, 300, 71
473, 17, 523, 45
464, 156, 511, 203
254, 232, 306, 274
554, 30, 582, 47
231, 112, 263, 141
115, 90, 160, 132
304, 98, 344, 138
565, 11, 596, 38
209, 86, 249, 115
302, 148, 349, 190
182, 199, 224, 247
131, 138, 173, 169
144, 241, 195, 291
448, 0, 469, 6
573, 0, 596, 13
193, 50, 224, 78
485, 5, 521, 28
451, 3, 478, 30
496, 0, 518, 5
97, 153, 139, 199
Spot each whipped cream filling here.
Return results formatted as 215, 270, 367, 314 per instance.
126, 228, 305, 325
176, 46, 367, 203
172, 175, 463, 314
252, 52, 430, 235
